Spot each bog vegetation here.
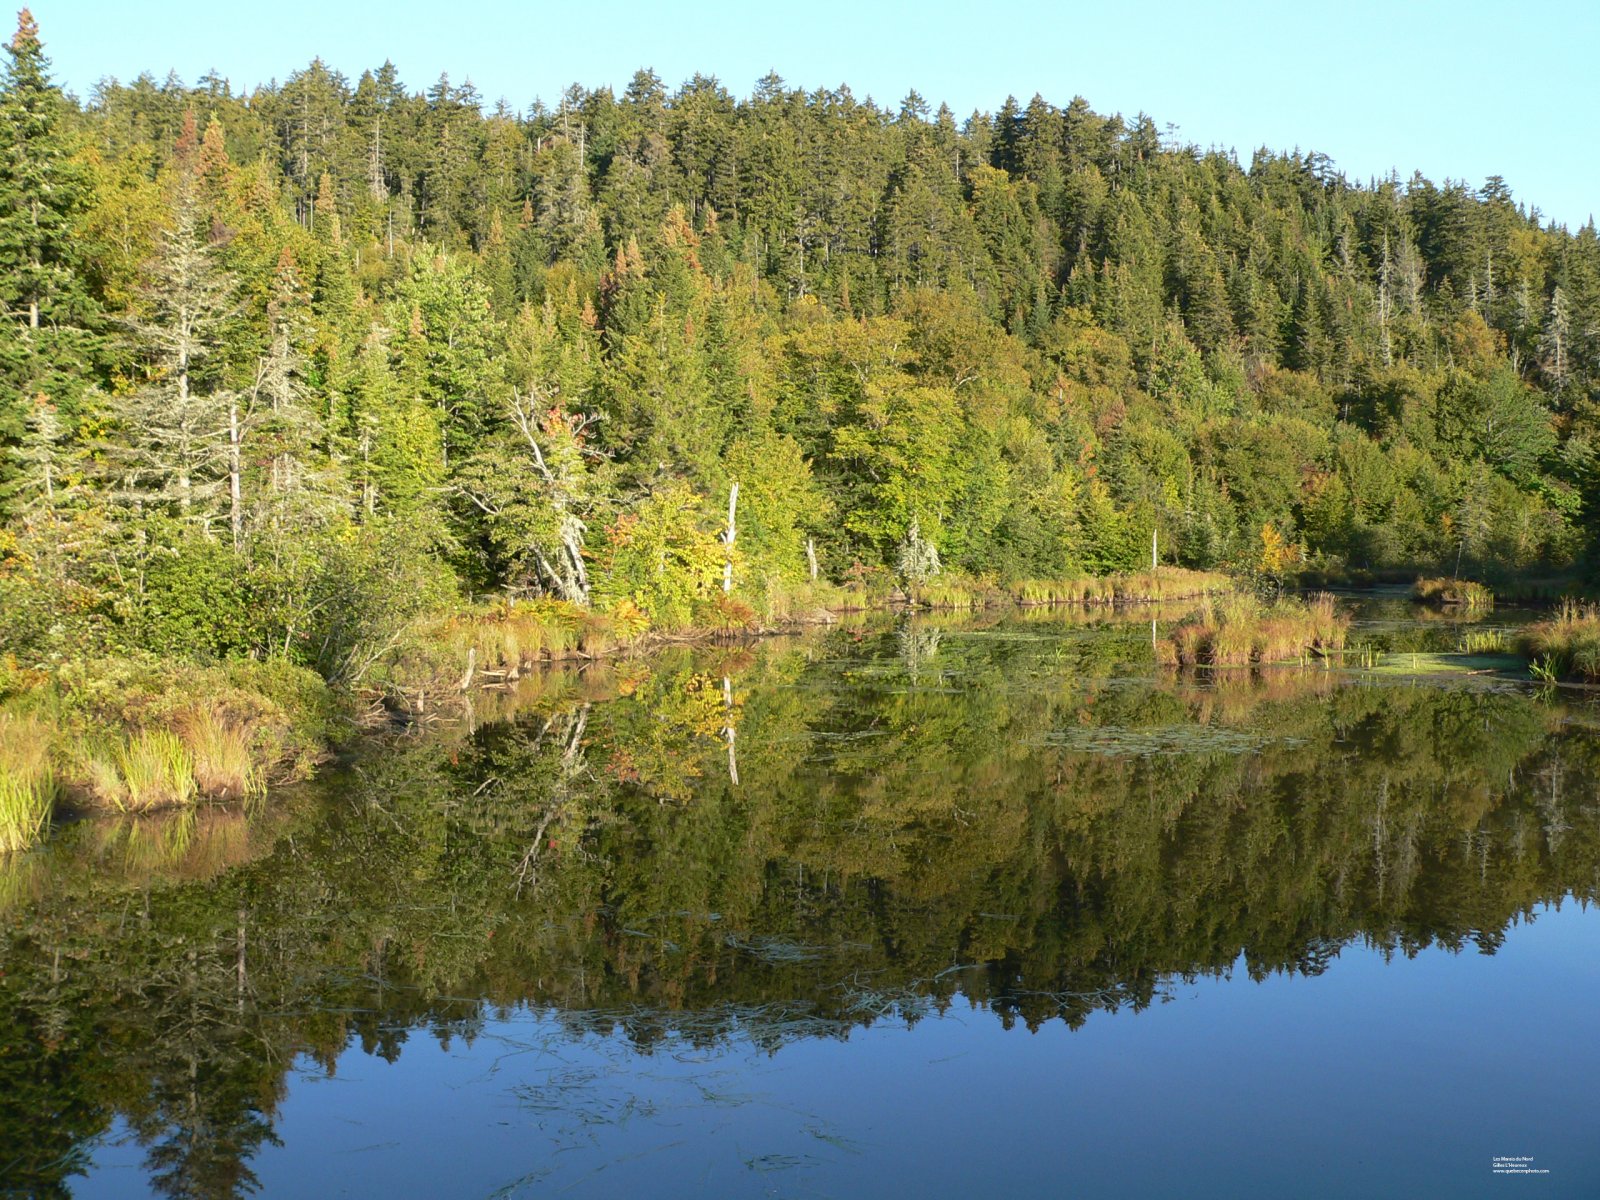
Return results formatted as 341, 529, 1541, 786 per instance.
3, 11, 1600, 841
1412, 576, 1494, 612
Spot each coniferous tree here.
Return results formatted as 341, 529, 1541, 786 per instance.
0, 9, 99, 507
114, 172, 240, 532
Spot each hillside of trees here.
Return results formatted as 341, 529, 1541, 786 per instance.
5, 8, 1600, 673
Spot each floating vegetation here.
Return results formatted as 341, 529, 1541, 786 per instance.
1355, 652, 1526, 679
1042, 724, 1296, 757
745, 1153, 824, 1173
723, 934, 829, 964
1412, 577, 1494, 613
1460, 628, 1512, 655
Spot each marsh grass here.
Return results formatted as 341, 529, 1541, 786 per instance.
181, 709, 261, 800
391, 600, 632, 705
1012, 568, 1235, 607
1159, 593, 1348, 668
1413, 577, 1494, 612
1460, 628, 1511, 655
0, 713, 55, 853
919, 577, 1006, 610
113, 730, 197, 811
757, 577, 852, 623
1519, 600, 1600, 682
921, 567, 1236, 611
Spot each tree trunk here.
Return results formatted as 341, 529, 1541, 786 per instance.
722, 481, 739, 594
228, 396, 242, 550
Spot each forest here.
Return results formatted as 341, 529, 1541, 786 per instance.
4, 7, 1600, 816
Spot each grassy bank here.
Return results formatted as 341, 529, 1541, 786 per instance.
919, 567, 1236, 611
1157, 594, 1349, 668
370, 581, 857, 715
0, 656, 341, 848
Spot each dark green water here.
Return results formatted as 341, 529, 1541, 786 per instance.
4, 603, 1600, 1198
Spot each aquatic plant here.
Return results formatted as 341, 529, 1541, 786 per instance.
1460, 629, 1511, 655
918, 577, 1000, 609
1011, 568, 1235, 607
181, 708, 261, 800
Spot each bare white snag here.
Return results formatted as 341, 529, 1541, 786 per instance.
722, 480, 739, 594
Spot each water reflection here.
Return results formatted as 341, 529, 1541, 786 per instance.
3, 612, 1598, 1196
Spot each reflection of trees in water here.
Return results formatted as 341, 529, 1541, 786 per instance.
896, 621, 942, 682
2, 625, 1599, 1196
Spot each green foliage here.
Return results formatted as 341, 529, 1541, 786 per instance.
128, 527, 256, 659
5, 6, 1600, 732
597, 481, 724, 630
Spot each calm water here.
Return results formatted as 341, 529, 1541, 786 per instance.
4, 601, 1600, 1198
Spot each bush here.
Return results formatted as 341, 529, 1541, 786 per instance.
595, 481, 725, 631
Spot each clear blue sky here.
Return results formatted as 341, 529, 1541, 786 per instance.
22, 0, 1600, 229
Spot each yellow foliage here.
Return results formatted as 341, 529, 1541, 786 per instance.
1258, 524, 1299, 577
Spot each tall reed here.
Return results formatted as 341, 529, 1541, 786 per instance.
181, 708, 262, 800
114, 730, 197, 811
0, 714, 55, 853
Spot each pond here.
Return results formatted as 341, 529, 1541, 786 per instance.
4, 600, 1599, 1198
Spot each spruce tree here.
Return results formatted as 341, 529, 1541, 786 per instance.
114, 172, 241, 533
0, 9, 99, 508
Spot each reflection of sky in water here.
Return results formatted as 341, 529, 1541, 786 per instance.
77, 901, 1600, 1199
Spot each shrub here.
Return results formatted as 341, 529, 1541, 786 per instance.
596, 482, 725, 631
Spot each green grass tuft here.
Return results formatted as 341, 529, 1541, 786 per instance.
0, 714, 55, 854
